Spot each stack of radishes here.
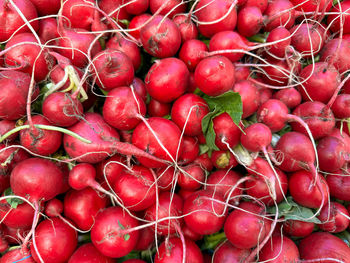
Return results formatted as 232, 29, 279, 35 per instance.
0, 0, 350, 262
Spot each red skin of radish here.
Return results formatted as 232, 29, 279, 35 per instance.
183, 224, 203, 241
103, 86, 146, 130
289, 170, 329, 209
64, 187, 109, 231
195, 55, 235, 96
209, 31, 250, 63
183, 189, 227, 235
30, 0, 60, 15
179, 136, 199, 165
0, 201, 35, 229
38, 18, 60, 44
156, 166, 175, 191
68, 243, 115, 263
210, 150, 238, 169
123, 260, 146, 263
57, 27, 102, 68
91, 206, 139, 258
291, 0, 332, 12
283, 220, 314, 237
140, 15, 181, 58
0, 173, 9, 194
298, 62, 340, 103
259, 235, 300, 262
212, 112, 241, 150
134, 226, 155, 251
299, 232, 350, 262
10, 158, 64, 203
257, 99, 289, 132
132, 117, 183, 168
224, 202, 271, 249
45, 198, 63, 217
155, 237, 204, 263
5, 33, 54, 82
171, 93, 209, 136
20, 115, 62, 156
131, 77, 147, 102
326, 168, 350, 201
173, 15, 198, 43
112, 165, 157, 211
150, 0, 186, 18
0, 143, 30, 173
243, 0, 268, 12
106, 34, 142, 70
128, 14, 152, 42
0, 0, 39, 42
0, 234, 8, 253
144, 192, 183, 235
62, 0, 95, 30
291, 101, 335, 139
265, 26, 291, 58
260, 58, 297, 86
0, 247, 35, 263
233, 80, 259, 118
234, 64, 250, 81
125, 0, 149, 15
30, 217, 78, 263
42, 92, 84, 127
0, 120, 17, 141
206, 170, 242, 200
145, 57, 189, 103
95, 155, 125, 185
148, 99, 171, 117
179, 39, 208, 72
213, 240, 250, 263
194, 0, 237, 37
237, 6, 263, 37
317, 136, 346, 172
317, 202, 349, 233
93, 49, 134, 91
272, 88, 301, 109
263, 0, 295, 32
2, 225, 30, 245
241, 123, 272, 152
178, 164, 205, 190
258, 87, 273, 105
320, 38, 350, 74
327, 0, 350, 34
69, 163, 97, 191
331, 94, 350, 119
99, 0, 130, 24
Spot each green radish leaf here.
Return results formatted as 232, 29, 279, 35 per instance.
4, 188, 23, 209
199, 144, 210, 155
201, 231, 226, 250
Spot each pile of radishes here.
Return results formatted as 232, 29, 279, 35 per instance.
0, 0, 350, 262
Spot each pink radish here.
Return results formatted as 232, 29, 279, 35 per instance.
173, 14, 199, 43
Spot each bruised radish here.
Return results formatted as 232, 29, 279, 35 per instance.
213, 240, 250, 263
68, 243, 115, 263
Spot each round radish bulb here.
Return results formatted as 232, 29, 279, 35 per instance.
69, 163, 97, 191
134, 227, 155, 251
155, 166, 175, 191
30, 0, 60, 15
317, 202, 349, 233
234, 64, 250, 81
128, 14, 152, 42
171, 93, 209, 136
241, 123, 272, 152
99, 0, 130, 25
44, 198, 63, 218
206, 170, 242, 200
260, 58, 297, 86
327, 0, 350, 34
331, 94, 350, 119
0, 247, 34, 263
213, 240, 250, 263
233, 80, 259, 118
140, 15, 181, 58
265, 26, 291, 58
145, 57, 189, 103
183, 224, 203, 241
125, 0, 149, 15
179, 136, 199, 165
259, 236, 300, 262
173, 14, 198, 42
237, 6, 263, 37
290, 0, 331, 12
320, 38, 350, 74
30, 218, 77, 263
38, 17, 60, 43
212, 113, 241, 150
243, 0, 268, 12
194, 0, 237, 37
147, 99, 171, 117
68, 243, 115, 263
95, 155, 125, 185
103, 86, 146, 130
0, 200, 35, 229
210, 150, 238, 170
272, 88, 301, 109
263, 0, 295, 31
195, 56, 235, 96
131, 77, 147, 102
327, 168, 350, 201
317, 136, 347, 172
91, 206, 139, 258
178, 165, 205, 190
283, 220, 314, 237
149, 0, 186, 18
179, 39, 208, 72
0, 120, 17, 142
0, 144, 30, 173
62, 0, 95, 30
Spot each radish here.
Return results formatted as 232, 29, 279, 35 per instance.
320, 38, 350, 73
178, 39, 208, 72
128, 13, 152, 42
183, 224, 203, 241
210, 150, 238, 169
44, 198, 63, 218
317, 136, 347, 172
265, 26, 291, 58
212, 240, 250, 263
272, 88, 301, 109
0, 120, 17, 142
234, 64, 250, 81
263, 0, 295, 32
30, 217, 78, 263
0, 247, 34, 263
95, 155, 125, 185
331, 94, 350, 119
38, 17, 60, 44
317, 201, 349, 233
68, 243, 115, 263
212, 112, 241, 150
30, 0, 60, 15
149, 0, 186, 18
147, 99, 171, 117
173, 14, 198, 43
91, 206, 139, 258
283, 220, 314, 237
140, 15, 181, 58
206, 170, 242, 201
145, 57, 189, 103
134, 227, 155, 251
233, 80, 259, 118
327, 0, 350, 34
194, 153, 214, 172
0, 200, 35, 229
125, 0, 149, 15
243, 0, 268, 12
237, 6, 263, 37
326, 168, 350, 201
99, 0, 130, 25
0, 0, 39, 42
61, 0, 95, 30
291, 0, 332, 12
179, 136, 199, 165
131, 77, 147, 102
178, 164, 205, 190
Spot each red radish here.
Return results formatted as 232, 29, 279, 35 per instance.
194, 0, 237, 37
68, 243, 115, 263
99, 0, 130, 25
258, 87, 273, 105
128, 14, 152, 41
272, 88, 301, 109
155, 166, 175, 191
331, 94, 350, 119
234, 64, 250, 81
42, 92, 84, 127
213, 241, 250, 263
179, 136, 199, 165
112, 165, 157, 211
329, 128, 350, 153
320, 38, 350, 73
263, 0, 295, 32
183, 189, 227, 235
0, 144, 30, 173
145, 57, 189, 103
144, 191, 183, 235
103, 86, 146, 130
289, 170, 329, 209
64, 187, 108, 231
299, 232, 350, 262
210, 150, 238, 169
291, 0, 331, 12
171, 93, 209, 136
259, 235, 300, 262
20, 115, 62, 156
283, 220, 314, 237
326, 168, 350, 201
68, 163, 98, 191
173, 14, 198, 42
317, 136, 347, 172
5, 33, 54, 82
327, 0, 350, 34
206, 170, 242, 200
123, 260, 146, 263
243, 0, 268, 12
91, 206, 139, 258
0, 247, 34, 263
93, 49, 134, 91
38, 17, 60, 44
95, 155, 125, 185
106, 34, 142, 70
61, 0, 95, 30
178, 164, 205, 190
212, 113, 241, 150
30, 0, 60, 15
224, 201, 271, 249
44, 198, 64, 218
237, 6, 263, 37
131, 77, 147, 102
150, 0, 186, 18
233, 80, 259, 118
179, 39, 208, 72
317, 202, 349, 233
0, 120, 17, 142
260, 58, 298, 86
30, 217, 77, 263
0, 173, 9, 194
183, 224, 203, 241
0, 0, 39, 42
0, 200, 35, 229
0, 233, 8, 253
148, 99, 171, 117
140, 15, 181, 58
241, 123, 272, 153
298, 62, 340, 103
125, 0, 149, 15
265, 26, 291, 58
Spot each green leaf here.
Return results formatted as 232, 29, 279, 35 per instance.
199, 144, 210, 155
4, 188, 23, 209
124, 234, 130, 241
118, 220, 125, 230
201, 232, 227, 250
